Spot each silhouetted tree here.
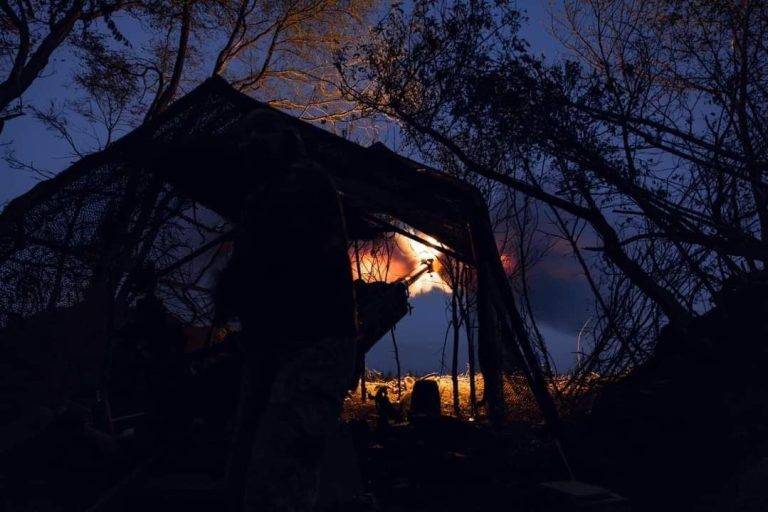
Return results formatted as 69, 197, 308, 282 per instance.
0, 0, 135, 133
2, 0, 376, 161
340, 0, 768, 373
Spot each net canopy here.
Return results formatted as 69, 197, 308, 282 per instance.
0, 77, 557, 427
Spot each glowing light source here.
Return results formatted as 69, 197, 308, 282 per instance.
350, 231, 452, 296
396, 233, 451, 295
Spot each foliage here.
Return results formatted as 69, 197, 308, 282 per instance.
0, 0, 377, 143
340, 0, 768, 377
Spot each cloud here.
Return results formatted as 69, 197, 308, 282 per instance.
537, 322, 579, 372
364, 291, 586, 375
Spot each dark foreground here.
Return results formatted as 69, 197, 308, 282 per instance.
3, 404, 768, 512
0, 410, 570, 512
6, 277, 768, 511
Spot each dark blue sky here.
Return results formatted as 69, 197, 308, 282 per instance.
363, 2, 592, 374
0, 1, 591, 374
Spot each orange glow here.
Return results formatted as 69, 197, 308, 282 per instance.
500, 252, 517, 275
398, 233, 452, 295
350, 232, 452, 296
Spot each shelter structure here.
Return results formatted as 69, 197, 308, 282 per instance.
0, 77, 558, 508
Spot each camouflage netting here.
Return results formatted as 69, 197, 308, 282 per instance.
0, 76, 556, 425
0, 77, 486, 327
0, 160, 232, 327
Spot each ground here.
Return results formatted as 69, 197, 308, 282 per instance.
0, 406, 598, 512
3, 376, 768, 512
348, 418, 568, 512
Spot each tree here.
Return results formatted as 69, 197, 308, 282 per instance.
339, 0, 768, 372
0, 0, 137, 134
2, 0, 375, 159
211, 0, 374, 121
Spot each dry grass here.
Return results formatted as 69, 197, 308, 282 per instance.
342, 372, 604, 424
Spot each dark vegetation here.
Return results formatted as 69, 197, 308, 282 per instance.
2, 0, 768, 510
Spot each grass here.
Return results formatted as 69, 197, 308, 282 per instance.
341, 371, 601, 424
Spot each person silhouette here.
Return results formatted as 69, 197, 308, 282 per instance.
373, 386, 401, 431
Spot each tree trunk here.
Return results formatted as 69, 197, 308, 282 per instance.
390, 327, 402, 401
360, 357, 367, 403
0, 0, 85, 117
145, 0, 192, 120
476, 263, 505, 425
462, 269, 478, 418
354, 240, 367, 403
451, 290, 461, 417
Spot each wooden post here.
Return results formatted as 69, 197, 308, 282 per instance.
469, 207, 562, 437
476, 262, 506, 426
463, 267, 478, 419
354, 240, 367, 403
360, 366, 367, 403
451, 289, 461, 417
391, 327, 402, 401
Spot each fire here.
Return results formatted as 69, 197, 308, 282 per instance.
397, 233, 452, 295
500, 253, 517, 275
351, 231, 452, 296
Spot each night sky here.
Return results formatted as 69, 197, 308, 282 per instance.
0, 2, 593, 374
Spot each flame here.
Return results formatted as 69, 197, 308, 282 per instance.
351, 231, 452, 296
396, 233, 452, 295
500, 253, 517, 275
